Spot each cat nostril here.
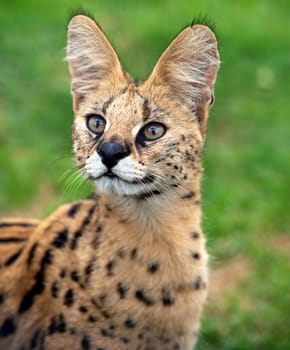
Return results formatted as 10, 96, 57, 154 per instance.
97, 142, 130, 169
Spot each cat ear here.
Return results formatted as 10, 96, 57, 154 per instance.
67, 15, 129, 111
145, 24, 220, 136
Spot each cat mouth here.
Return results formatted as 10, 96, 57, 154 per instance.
102, 171, 155, 185
103, 170, 117, 178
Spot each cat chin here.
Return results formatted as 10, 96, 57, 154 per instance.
93, 175, 153, 197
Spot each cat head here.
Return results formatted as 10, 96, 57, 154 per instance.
67, 15, 219, 198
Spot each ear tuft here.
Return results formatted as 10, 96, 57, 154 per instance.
67, 8, 97, 25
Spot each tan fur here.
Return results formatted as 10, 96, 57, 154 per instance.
0, 15, 219, 350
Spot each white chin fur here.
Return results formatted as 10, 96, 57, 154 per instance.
93, 176, 152, 196
84, 154, 152, 196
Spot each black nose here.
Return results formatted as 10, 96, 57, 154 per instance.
97, 142, 130, 168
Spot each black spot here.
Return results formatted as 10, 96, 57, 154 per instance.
27, 243, 39, 265
130, 248, 138, 260
0, 293, 4, 304
137, 332, 144, 340
102, 310, 111, 319
117, 282, 129, 299
4, 247, 24, 266
135, 290, 155, 306
193, 276, 202, 290
117, 248, 126, 258
64, 289, 74, 306
159, 334, 172, 343
190, 232, 200, 239
71, 270, 79, 282
162, 288, 175, 306
96, 225, 103, 233
97, 348, 106, 350
147, 262, 160, 273
18, 249, 53, 313
59, 268, 67, 278
51, 281, 60, 298
88, 315, 98, 323
81, 335, 91, 350
173, 342, 181, 349
85, 260, 94, 275
0, 317, 16, 337
106, 259, 116, 276
192, 252, 200, 259
79, 305, 88, 313
99, 294, 107, 303
48, 313, 66, 335
48, 317, 57, 335
82, 204, 96, 226
57, 314, 66, 333
90, 294, 107, 312
67, 202, 82, 218
70, 230, 83, 250
92, 225, 103, 248
42, 249, 53, 265
120, 336, 130, 343
52, 228, 68, 248
162, 296, 175, 306
101, 328, 113, 338
124, 318, 136, 328
70, 327, 77, 334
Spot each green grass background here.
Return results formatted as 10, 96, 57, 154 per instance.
0, 0, 289, 348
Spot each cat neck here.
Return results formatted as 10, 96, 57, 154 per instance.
102, 180, 202, 237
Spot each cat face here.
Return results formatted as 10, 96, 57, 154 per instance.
67, 16, 219, 197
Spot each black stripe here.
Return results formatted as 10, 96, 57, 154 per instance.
18, 249, 53, 313
4, 247, 24, 267
27, 243, 39, 266
101, 87, 128, 115
70, 203, 96, 250
0, 222, 36, 228
0, 237, 27, 243
142, 98, 151, 121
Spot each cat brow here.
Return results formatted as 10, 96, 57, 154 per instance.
101, 87, 129, 115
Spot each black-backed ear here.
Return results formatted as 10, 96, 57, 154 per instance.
144, 24, 220, 136
67, 15, 129, 111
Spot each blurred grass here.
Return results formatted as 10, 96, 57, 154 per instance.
0, 0, 290, 349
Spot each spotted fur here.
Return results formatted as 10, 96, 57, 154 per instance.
0, 15, 219, 350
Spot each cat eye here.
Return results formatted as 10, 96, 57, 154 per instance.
141, 122, 167, 141
86, 114, 106, 135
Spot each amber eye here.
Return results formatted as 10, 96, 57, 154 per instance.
142, 122, 167, 141
86, 114, 106, 135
